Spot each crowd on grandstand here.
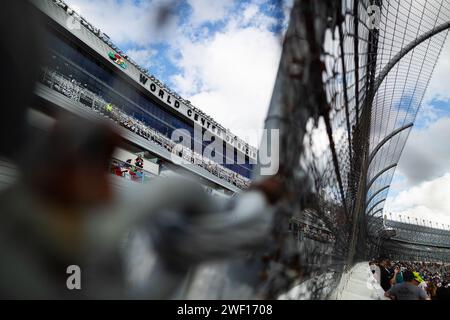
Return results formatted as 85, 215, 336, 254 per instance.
289, 218, 336, 244
40, 68, 251, 189
385, 220, 450, 246
370, 257, 450, 300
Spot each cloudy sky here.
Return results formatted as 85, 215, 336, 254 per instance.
63, 0, 450, 227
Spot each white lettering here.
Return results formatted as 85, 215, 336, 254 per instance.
178, 304, 211, 318
66, 265, 81, 290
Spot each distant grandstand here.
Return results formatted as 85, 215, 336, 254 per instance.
379, 215, 450, 262
381, 240, 450, 262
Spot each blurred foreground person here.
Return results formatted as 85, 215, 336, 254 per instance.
0, 115, 282, 299
0, 118, 120, 298
132, 175, 283, 299
0, 116, 282, 299
378, 256, 396, 292
436, 282, 450, 300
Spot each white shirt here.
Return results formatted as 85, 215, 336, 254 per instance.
371, 265, 381, 284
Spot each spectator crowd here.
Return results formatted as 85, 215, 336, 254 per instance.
369, 257, 450, 300
40, 68, 251, 189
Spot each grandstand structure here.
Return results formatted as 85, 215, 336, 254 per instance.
380, 215, 450, 262
381, 239, 450, 262
28, 0, 256, 198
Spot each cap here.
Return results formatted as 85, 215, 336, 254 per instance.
413, 272, 424, 283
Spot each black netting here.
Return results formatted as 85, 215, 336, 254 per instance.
246, 0, 450, 299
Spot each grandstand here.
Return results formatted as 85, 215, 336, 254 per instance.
27, 0, 255, 197
381, 240, 450, 263
379, 215, 450, 262
385, 219, 450, 248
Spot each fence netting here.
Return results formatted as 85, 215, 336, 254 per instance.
182, 0, 450, 299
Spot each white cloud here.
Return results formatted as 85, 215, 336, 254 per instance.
395, 117, 450, 186
385, 115, 450, 225
424, 36, 450, 103
242, 4, 259, 24
126, 48, 156, 70
385, 172, 450, 227
238, 3, 278, 30
187, 0, 233, 26
64, 0, 179, 46
171, 10, 283, 143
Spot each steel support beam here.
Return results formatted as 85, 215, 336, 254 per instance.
373, 21, 450, 98
368, 123, 413, 165
366, 163, 397, 192
367, 214, 384, 237
361, 22, 450, 116
366, 198, 386, 216
366, 185, 390, 207
368, 208, 384, 220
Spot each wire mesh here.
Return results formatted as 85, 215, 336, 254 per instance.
246, 0, 450, 299
366, 0, 450, 238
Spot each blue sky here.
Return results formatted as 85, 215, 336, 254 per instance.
122, 0, 286, 85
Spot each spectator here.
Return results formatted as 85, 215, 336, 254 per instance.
393, 264, 404, 284
385, 270, 430, 300
378, 256, 396, 292
135, 155, 144, 169
112, 161, 125, 177
427, 282, 437, 300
